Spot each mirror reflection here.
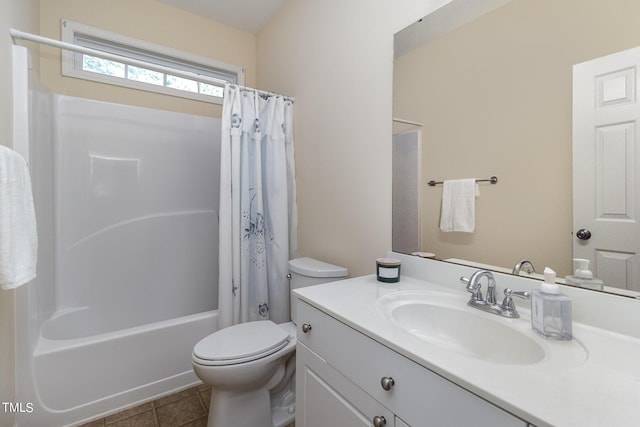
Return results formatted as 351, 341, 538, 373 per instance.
392, 0, 640, 298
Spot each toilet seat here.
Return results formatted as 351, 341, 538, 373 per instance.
193, 320, 291, 366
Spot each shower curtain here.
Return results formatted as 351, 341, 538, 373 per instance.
218, 83, 298, 329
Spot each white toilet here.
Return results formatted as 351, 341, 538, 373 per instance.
192, 257, 348, 427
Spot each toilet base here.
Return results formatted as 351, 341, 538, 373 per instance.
271, 393, 295, 427
208, 387, 272, 427
271, 377, 295, 427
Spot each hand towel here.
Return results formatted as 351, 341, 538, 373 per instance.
0, 145, 38, 289
439, 179, 479, 233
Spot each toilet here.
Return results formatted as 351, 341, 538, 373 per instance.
192, 257, 348, 427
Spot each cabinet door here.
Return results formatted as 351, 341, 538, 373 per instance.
297, 343, 393, 427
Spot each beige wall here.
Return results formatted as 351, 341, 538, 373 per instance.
39, 0, 257, 118
1, 1, 39, 424
394, 0, 640, 276
257, 0, 451, 276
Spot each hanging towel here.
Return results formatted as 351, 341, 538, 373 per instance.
0, 145, 38, 289
439, 179, 479, 233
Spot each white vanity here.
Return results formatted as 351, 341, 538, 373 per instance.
293, 252, 640, 427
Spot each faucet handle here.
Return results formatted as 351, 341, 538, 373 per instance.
507, 289, 531, 299
460, 276, 484, 301
459, 276, 470, 286
500, 288, 530, 318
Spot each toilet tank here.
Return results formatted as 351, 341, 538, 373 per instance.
289, 257, 348, 324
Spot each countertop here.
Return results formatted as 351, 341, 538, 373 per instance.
294, 268, 640, 427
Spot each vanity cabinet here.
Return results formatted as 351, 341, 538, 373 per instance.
296, 300, 527, 427
297, 343, 395, 426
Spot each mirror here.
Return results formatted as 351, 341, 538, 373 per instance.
393, 0, 640, 298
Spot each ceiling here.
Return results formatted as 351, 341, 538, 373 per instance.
158, 0, 512, 55
394, 0, 512, 57
158, 0, 287, 33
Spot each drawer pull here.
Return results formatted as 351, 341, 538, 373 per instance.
380, 376, 395, 391
301, 323, 312, 333
372, 415, 387, 427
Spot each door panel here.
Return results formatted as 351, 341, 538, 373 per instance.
573, 47, 640, 291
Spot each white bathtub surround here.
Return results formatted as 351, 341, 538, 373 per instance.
15, 92, 222, 427
218, 83, 298, 328
294, 252, 640, 427
0, 145, 37, 290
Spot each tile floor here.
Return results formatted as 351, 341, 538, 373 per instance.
79, 384, 295, 427
79, 384, 211, 427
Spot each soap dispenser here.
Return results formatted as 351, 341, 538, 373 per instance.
565, 258, 604, 291
531, 267, 572, 340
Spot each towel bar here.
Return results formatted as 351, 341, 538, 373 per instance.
428, 176, 498, 187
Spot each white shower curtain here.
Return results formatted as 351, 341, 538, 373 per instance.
218, 83, 298, 329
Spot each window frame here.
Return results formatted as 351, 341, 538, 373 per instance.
61, 20, 245, 104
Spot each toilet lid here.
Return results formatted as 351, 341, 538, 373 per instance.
193, 320, 291, 366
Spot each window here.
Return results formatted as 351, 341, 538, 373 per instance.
61, 20, 244, 104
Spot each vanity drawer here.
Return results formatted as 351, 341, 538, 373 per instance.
297, 300, 527, 427
297, 342, 394, 426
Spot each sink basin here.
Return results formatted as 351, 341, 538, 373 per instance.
377, 292, 546, 365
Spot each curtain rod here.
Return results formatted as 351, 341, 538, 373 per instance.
10, 28, 294, 101
229, 83, 295, 102
9, 28, 295, 102
9, 28, 230, 87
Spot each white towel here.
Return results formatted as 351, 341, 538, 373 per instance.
439, 179, 479, 233
0, 145, 38, 289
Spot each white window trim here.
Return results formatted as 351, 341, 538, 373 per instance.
61, 20, 245, 104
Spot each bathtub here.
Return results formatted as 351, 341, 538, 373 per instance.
26, 310, 217, 425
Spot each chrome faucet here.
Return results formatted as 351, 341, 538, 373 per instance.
512, 259, 535, 275
460, 269, 530, 318
460, 270, 500, 315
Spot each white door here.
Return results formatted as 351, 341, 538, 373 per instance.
573, 46, 640, 292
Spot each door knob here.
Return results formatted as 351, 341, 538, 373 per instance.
576, 229, 592, 240
301, 323, 312, 333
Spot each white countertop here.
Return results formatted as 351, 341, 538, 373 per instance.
294, 257, 640, 427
